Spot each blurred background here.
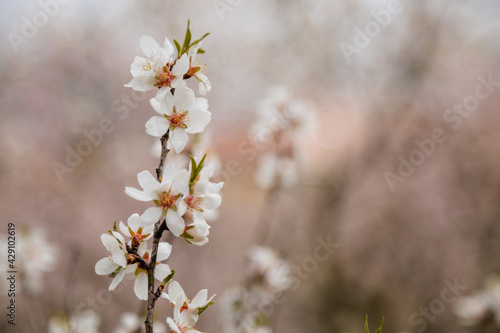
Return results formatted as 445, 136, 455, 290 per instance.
2, 0, 500, 332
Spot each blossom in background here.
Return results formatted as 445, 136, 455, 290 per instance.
124, 165, 190, 236
125, 35, 189, 101
254, 153, 300, 190
146, 86, 211, 153
250, 85, 316, 191
48, 311, 101, 333
454, 274, 500, 326
220, 246, 292, 333
113, 312, 166, 333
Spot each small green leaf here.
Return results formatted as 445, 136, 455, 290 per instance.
181, 20, 192, 56
173, 39, 181, 57
198, 301, 214, 315
375, 316, 384, 333
188, 32, 210, 50
162, 269, 175, 285
365, 315, 369, 333
197, 48, 205, 54
113, 221, 118, 232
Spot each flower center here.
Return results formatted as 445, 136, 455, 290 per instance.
185, 195, 203, 212
167, 111, 189, 129
155, 65, 174, 87
159, 191, 176, 209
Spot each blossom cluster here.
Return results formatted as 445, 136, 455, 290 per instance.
250, 86, 316, 190
220, 246, 292, 333
454, 274, 500, 327
0, 225, 58, 296
95, 22, 220, 332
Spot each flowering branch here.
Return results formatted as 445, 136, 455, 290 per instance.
96, 20, 220, 333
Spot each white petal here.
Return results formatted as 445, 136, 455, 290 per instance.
109, 269, 126, 291
161, 163, 177, 186
146, 116, 170, 137
192, 96, 208, 111
185, 109, 211, 134
130, 56, 154, 76
101, 234, 121, 254
134, 273, 149, 301
190, 289, 208, 308
155, 86, 172, 102
166, 318, 181, 333
154, 263, 171, 281
165, 211, 185, 237
168, 281, 184, 301
172, 54, 189, 77
111, 231, 126, 245
177, 198, 187, 217
124, 76, 154, 91
171, 129, 188, 154
157, 242, 173, 262
150, 98, 162, 115
95, 257, 119, 275
193, 212, 209, 235
119, 221, 130, 236
125, 187, 152, 202
203, 193, 222, 210
140, 207, 163, 225
162, 37, 174, 57
173, 169, 190, 197
174, 87, 194, 111
139, 35, 160, 58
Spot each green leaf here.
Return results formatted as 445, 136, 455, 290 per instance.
365, 315, 369, 333
181, 20, 192, 56
173, 39, 181, 57
375, 317, 384, 333
198, 301, 214, 315
162, 269, 175, 285
188, 32, 210, 49
197, 48, 205, 54
113, 221, 118, 232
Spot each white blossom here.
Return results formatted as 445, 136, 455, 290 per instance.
124, 165, 190, 236
125, 35, 189, 101
145, 87, 211, 154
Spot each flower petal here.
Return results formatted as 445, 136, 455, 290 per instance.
185, 109, 211, 134
157, 242, 172, 262
134, 272, 149, 301
190, 289, 208, 308
124, 76, 154, 91
95, 257, 119, 275
171, 128, 189, 154
146, 116, 170, 138
125, 187, 152, 202
193, 212, 209, 235
154, 263, 171, 281
109, 269, 126, 291
174, 86, 194, 111
139, 35, 160, 58
140, 207, 163, 225
172, 54, 189, 77
165, 211, 185, 237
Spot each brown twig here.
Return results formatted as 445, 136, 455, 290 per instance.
145, 129, 170, 333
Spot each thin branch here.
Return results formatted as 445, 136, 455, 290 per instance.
156, 130, 170, 180
145, 129, 171, 333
